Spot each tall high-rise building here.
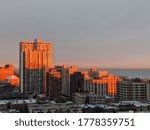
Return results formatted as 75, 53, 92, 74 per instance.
55, 65, 70, 96
54, 65, 78, 97
20, 38, 52, 95
70, 72, 84, 98
46, 69, 61, 100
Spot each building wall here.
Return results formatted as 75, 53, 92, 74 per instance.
105, 75, 121, 96
6, 77, 20, 87
28, 103, 82, 113
75, 93, 106, 105
55, 65, 70, 96
117, 79, 147, 101
0, 65, 14, 81
20, 38, 52, 95
146, 81, 150, 102
84, 75, 121, 97
88, 68, 99, 79
46, 69, 61, 100
69, 66, 78, 75
81, 69, 121, 96
70, 72, 84, 98
84, 79, 107, 96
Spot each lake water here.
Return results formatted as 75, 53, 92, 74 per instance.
98, 69, 150, 79
80, 68, 150, 79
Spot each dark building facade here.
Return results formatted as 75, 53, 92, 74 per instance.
0, 64, 14, 81
46, 69, 61, 100
55, 65, 70, 97
70, 72, 84, 98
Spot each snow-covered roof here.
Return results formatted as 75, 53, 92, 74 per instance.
0, 99, 36, 105
82, 104, 118, 109
111, 101, 150, 107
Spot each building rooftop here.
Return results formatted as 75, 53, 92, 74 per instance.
0, 99, 36, 105
81, 104, 118, 110
111, 101, 150, 107
6, 75, 19, 80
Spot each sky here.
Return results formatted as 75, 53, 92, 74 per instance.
0, 0, 150, 68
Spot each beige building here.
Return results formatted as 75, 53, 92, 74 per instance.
84, 79, 107, 95
75, 92, 106, 104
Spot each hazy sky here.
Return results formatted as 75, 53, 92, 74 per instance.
0, 0, 150, 68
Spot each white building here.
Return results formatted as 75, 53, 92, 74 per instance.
117, 79, 147, 101
84, 79, 107, 95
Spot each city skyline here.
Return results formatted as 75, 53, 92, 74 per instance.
0, 0, 150, 68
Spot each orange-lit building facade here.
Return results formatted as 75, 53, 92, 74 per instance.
82, 68, 122, 96
20, 38, 52, 95
84, 79, 108, 96
0, 64, 14, 81
69, 65, 78, 75
101, 74, 122, 96
5, 75, 20, 87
